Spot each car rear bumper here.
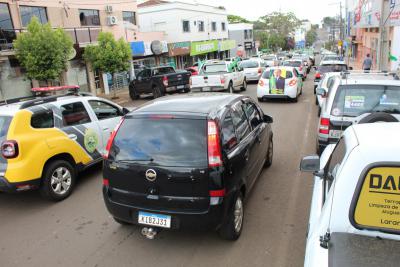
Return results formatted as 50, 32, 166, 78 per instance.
0, 176, 41, 193
191, 86, 226, 92
103, 187, 225, 230
244, 74, 261, 81
165, 84, 190, 93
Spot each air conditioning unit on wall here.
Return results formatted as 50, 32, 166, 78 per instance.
107, 16, 118, 26
105, 5, 113, 13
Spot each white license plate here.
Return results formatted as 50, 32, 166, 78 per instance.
203, 87, 211, 91
138, 211, 171, 228
329, 130, 342, 139
177, 85, 184, 89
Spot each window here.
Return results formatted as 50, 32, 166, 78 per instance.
61, 102, 91, 126
137, 69, 151, 79
0, 3, 13, 29
198, 21, 204, 32
244, 30, 248, 39
182, 20, 190, 32
79, 9, 100, 26
89, 101, 121, 121
243, 102, 262, 130
249, 29, 253, 39
122, 11, 136, 25
221, 112, 238, 151
211, 22, 217, 32
231, 102, 251, 141
221, 22, 226, 31
20, 6, 48, 27
31, 110, 54, 129
325, 138, 346, 191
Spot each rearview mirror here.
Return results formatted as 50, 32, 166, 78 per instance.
316, 88, 327, 97
263, 114, 273, 123
300, 155, 320, 172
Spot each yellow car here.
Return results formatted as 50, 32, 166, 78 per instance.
0, 92, 128, 201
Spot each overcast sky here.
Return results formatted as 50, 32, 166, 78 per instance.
143, 0, 343, 24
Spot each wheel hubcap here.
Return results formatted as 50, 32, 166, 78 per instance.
50, 167, 72, 195
234, 197, 243, 233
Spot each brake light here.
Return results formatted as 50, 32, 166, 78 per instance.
288, 79, 297, 87
315, 72, 321, 79
1, 140, 19, 159
104, 118, 125, 159
209, 189, 226, 197
163, 76, 168, 87
220, 75, 226, 84
258, 68, 262, 74
258, 79, 265, 87
207, 120, 222, 167
103, 178, 109, 186
319, 117, 330, 135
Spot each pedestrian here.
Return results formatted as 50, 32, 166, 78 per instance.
362, 54, 372, 72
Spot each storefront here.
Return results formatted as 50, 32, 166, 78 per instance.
168, 41, 191, 69
219, 40, 236, 59
190, 40, 219, 62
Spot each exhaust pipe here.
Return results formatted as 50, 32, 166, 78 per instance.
141, 227, 160, 239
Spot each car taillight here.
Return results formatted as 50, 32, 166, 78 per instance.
258, 79, 265, 87
104, 118, 125, 159
1, 140, 19, 159
258, 68, 262, 74
163, 76, 168, 87
209, 189, 226, 197
289, 79, 297, 87
103, 178, 109, 186
315, 72, 321, 79
220, 75, 225, 84
319, 117, 330, 135
207, 120, 222, 167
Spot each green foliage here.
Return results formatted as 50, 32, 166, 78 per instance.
228, 15, 250, 24
13, 17, 73, 81
306, 27, 318, 46
322, 17, 338, 27
84, 32, 131, 75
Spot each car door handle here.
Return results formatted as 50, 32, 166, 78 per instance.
68, 134, 77, 141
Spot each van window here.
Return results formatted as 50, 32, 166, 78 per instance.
221, 112, 238, 151
112, 118, 207, 167
31, 110, 54, 128
61, 102, 91, 126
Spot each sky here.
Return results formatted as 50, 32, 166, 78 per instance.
159, 0, 343, 24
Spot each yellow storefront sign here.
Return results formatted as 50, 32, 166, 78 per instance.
353, 167, 400, 232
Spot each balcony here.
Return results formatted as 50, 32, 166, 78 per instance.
0, 27, 101, 51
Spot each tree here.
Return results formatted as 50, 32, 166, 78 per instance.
13, 17, 73, 84
84, 32, 131, 95
306, 25, 319, 47
228, 15, 250, 24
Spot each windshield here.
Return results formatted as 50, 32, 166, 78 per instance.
202, 64, 227, 74
240, 60, 259, 68
264, 56, 276, 60
331, 85, 400, 117
283, 61, 301, 67
319, 64, 348, 73
112, 118, 207, 167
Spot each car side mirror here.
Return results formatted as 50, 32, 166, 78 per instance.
316, 88, 327, 97
263, 114, 273, 123
349, 67, 353, 70
300, 155, 320, 172
122, 107, 130, 115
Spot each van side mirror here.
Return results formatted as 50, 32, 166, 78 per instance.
263, 114, 273, 123
300, 155, 320, 172
316, 88, 327, 97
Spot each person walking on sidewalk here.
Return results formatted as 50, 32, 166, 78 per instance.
362, 54, 372, 72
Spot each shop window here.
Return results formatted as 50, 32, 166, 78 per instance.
20, 6, 48, 27
79, 9, 100, 26
123, 11, 136, 25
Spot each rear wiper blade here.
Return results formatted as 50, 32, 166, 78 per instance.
116, 158, 154, 163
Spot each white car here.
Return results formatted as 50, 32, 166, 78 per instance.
315, 72, 340, 109
239, 59, 267, 81
301, 123, 400, 267
262, 55, 279, 67
257, 66, 303, 102
282, 59, 307, 80
190, 60, 246, 93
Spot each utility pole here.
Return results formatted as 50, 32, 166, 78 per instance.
378, 0, 391, 71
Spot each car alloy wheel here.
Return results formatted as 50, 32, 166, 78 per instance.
50, 167, 72, 195
233, 197, 244, 233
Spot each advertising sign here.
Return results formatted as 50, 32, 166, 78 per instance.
219, 40, 236, 51
269, 68, 287, 94
168, 42, 191, 56
352, 166, 400, 233
130, 41, 145, 56
144, 41, 168, 56
244, 42, 253, 49
190, 40, 218, 56
354, 0, 400, 27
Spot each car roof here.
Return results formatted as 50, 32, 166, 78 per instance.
337, 76, 400, 86
132, 93, 240, 115
321, 60, 346, 65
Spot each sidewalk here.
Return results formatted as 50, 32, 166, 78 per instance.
97, 87, 152, 108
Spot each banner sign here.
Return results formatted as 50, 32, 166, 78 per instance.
190, 40, 218, 56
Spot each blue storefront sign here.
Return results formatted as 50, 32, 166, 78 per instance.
130, 41, 145, 56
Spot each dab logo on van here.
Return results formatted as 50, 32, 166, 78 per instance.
84, 129, 99, 153
354, 167, 400, 232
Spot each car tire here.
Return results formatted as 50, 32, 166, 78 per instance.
315, 97, 319, 105
152, 86, 163, 99
228, 82, 234, 94
219, 192, 244, 241
40, 160, 76, 201
318, 107, 321, 117
241, 79, 247, 91
293, 95, 298, 103
264, 138, 273, 168
113, 217, 132, 225
300, 87, 303, 95
129, 86, 140, 100
358, 112, 399, 124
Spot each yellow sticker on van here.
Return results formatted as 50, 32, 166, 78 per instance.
354, 167, 400, 231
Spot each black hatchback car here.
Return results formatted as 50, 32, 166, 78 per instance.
102, 93, 273, 240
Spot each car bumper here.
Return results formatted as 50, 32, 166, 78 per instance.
0, 176, 41, 193
165, 84, 190, 93
103, 188, 225, 230
191, 86, 226, 92
244, 74, 261, 81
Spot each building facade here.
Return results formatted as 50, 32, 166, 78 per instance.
138, 0, 233, 69
228, 23, 255, 58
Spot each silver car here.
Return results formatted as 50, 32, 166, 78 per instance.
239, 59, 267, 82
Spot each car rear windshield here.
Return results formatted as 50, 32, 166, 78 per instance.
262, 69, 293, 79
323, 56, 340, 61
202, 64, 227, 74
283, 61, 301, 67
264, 56, 276, 60
331, 85, 400, 117
111, 117, 207, 167
153, 67, 175, 75
240, 60, 259, 68
0, 116, 12, 141
319, 64, 348, 73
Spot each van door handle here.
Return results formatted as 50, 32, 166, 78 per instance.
68, 134, 77, 141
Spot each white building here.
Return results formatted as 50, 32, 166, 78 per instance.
138, 0, 233, 68
228, 23, 255, 57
